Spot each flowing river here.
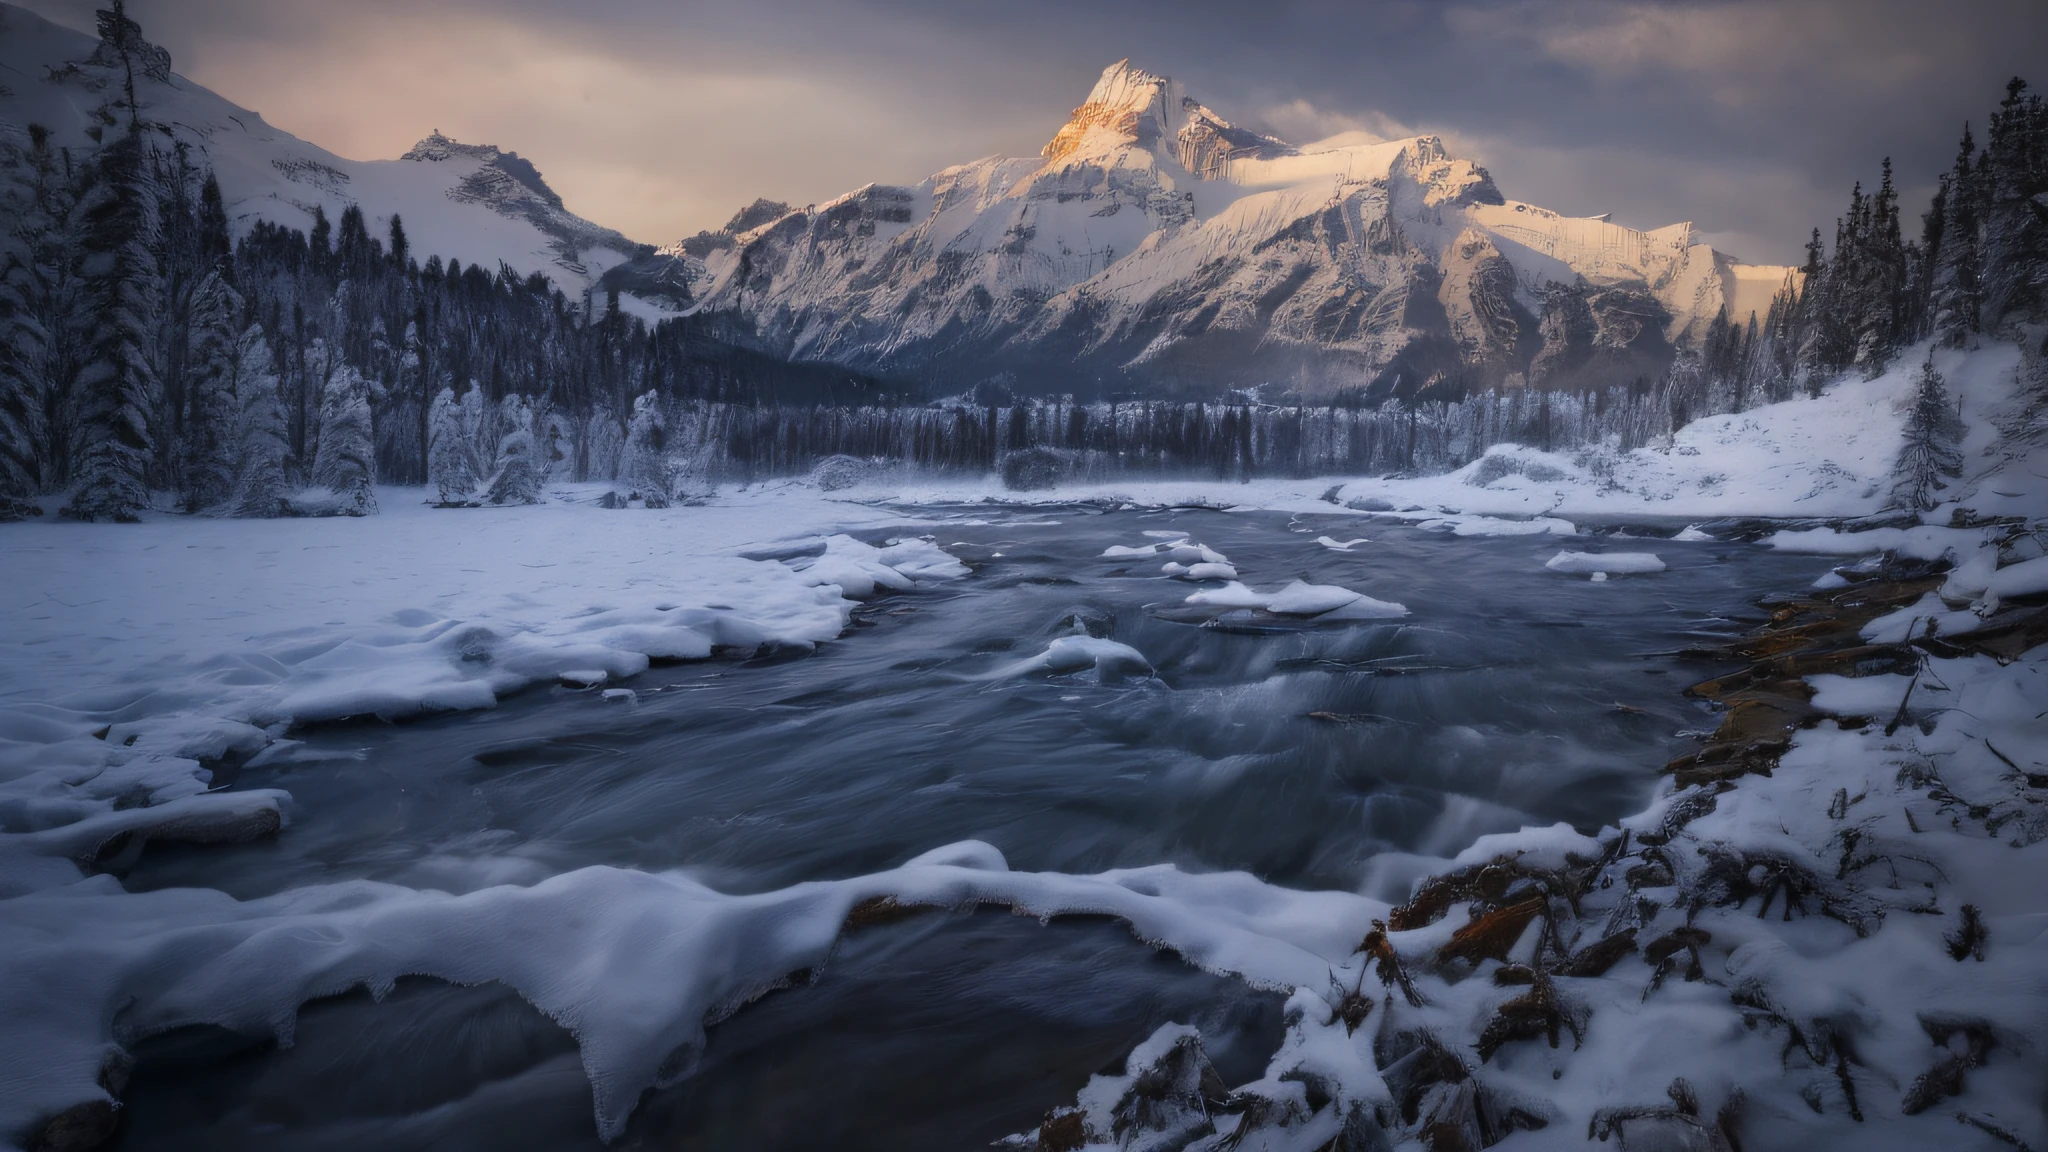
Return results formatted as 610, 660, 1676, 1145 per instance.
110, 507, 1831, 1151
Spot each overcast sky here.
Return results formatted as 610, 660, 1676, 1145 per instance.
17, 0, 2042, 264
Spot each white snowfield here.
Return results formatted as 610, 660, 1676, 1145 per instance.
1, 339, 2044, 1148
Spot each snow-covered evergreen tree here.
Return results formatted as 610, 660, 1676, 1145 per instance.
227, 324, 289, 517
310, 362, 377, 515
1889, 354, 1964, 511
1850, 159, 1909, 371
1929, 126, 1985, 347
1977, 79, 2048, 331
179, 270, 241, 510
538, 403, 572, 485
426, 386, 482, 505
0, 153, 50, 514
1, 122, 94, 511
65, 126, 160, 522
620, 390, 669, 507
482, 394, 546, 505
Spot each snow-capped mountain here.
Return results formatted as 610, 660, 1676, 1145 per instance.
1, 9, 1795, 398
671, 60, 1794, 398
0, 3, 648, 306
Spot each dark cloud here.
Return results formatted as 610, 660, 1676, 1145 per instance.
16, 0, 2037, 262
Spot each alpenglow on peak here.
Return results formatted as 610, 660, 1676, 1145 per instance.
638, 55, 1795, 400
1042, 59, 1292, 176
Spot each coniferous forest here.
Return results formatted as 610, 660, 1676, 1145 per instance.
3, 7, 2045, 518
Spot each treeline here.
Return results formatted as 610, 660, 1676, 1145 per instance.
2, 7, 2043, 519
668, 374, 1758, 489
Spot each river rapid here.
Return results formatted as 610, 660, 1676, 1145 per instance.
111, 507, 1831, 1151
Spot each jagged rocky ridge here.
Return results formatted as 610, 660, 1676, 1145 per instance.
398, 131, 648, 283
651, 60, 1791, 400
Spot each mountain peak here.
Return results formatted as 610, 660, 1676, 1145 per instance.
401, 130, 499, 163
403, 132, 565, 211
1084, 59, 1176, 115
1043, 60, 1181, 165
1043, 60, 1290, 176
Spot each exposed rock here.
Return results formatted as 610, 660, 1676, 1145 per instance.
401, 131, 649, 276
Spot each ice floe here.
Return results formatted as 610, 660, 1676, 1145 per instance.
1184, 580, 1408, 620
1544, 550, 1667, 576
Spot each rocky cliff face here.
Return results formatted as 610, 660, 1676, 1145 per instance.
672, 60, 1789, 400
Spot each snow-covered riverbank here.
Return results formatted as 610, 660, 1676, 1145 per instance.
1, 339, 2043, 1149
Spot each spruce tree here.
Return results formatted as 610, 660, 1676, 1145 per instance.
1801, 194, 1858, 378
0, 125, 76, 515
620, 389, 669, 507
308, 204, 332, 274
1978, 78, 2047, 330
1890, 353, 1964, 511
310, 362, 377, 515
65, 126, 160, 522
228, 324, 289, 517
196, 173, 230, 272
1930, 124, 1985, 345
1852, 158, 1908, 370
483, 394, 545, 504
179, 270, 241, 509
150, 144, 203, 490
426, 385, 481, 504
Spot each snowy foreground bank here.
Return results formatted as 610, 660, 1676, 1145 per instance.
2, 341, 2045, 1150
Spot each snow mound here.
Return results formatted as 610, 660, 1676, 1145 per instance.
1104, 537, 1241, 581
1315, 536, 1369, 551
803, 454, 884, 491
787, 534, 968, 597
1161, 560, 1239, 581
1103, 540, 1230, 565
993, 635, 1155, 682
1418, 513, 1578, 537
1986, 555, 2048, 600
1545, 550, 1666, 576
1185, 580, 1408, 620
1457, 445, 1580, 488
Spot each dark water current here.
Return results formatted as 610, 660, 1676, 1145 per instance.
113, 507, 1829, 1151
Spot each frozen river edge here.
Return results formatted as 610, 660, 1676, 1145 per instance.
3, 332, 2047, 1150
1, 493, 2042, 1152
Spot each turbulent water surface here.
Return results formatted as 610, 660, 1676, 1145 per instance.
114, 508, 1829, 1151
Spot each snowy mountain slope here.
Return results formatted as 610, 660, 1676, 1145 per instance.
680, 60, 1795, 399
0, 4, 648, 303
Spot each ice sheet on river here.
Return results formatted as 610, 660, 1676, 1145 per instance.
0, 495, 967, 903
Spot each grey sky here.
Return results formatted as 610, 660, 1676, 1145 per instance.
16, 0, 2040, 264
